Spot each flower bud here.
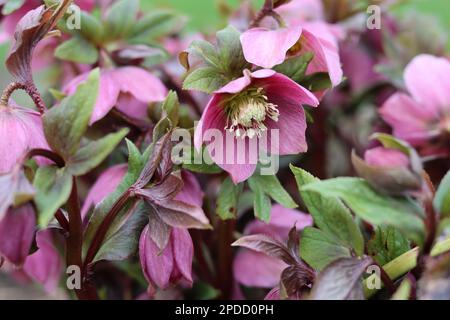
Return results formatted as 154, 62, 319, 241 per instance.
352, 138, 423, 196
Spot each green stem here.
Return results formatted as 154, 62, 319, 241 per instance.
364, 237, 450, 298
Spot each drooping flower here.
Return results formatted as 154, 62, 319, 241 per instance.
0, 204, 36, 267
194, 69, 319, 183
240, 25, 343, 88
138, 170, 204, 293
0, 103, 49, 174
233, 205, 312, 292
23, 229, 63, 293
64, 67, 167, 124
380, 55, 450, 154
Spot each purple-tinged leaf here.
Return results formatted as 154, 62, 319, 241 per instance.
147, 211, 172, 251
232, 234, 297, 265
6, 1, 72, 83
309, 256, 373, 300
134, 172, 183, 204
281, 264, 315, 298
287, 226, 300, 259
152, 200, 211, 230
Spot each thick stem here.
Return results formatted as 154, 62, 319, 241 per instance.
372, 260, 396, 294
26, 149, 65, 168
66, 178, 96, 300
217, 219, 235, 299
250, 0, 274, 28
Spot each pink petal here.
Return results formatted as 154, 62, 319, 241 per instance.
233, 249, 287, 288
364, 147, 410, 168
174, 171, 204, 207
116, 94, 151, 119
171, 228, 194, 284
113, 67, 167, 105
23, 230, 63, 293
264, 286, 281, 300
240, 27, 303, 69
404, 55, 450, 117
139, 225, 174, 289
81, 164, 127, 219
380, 93, 435, 145
301, 26, 343, 87
0, 204, 35, 267
275, 0, 324, 24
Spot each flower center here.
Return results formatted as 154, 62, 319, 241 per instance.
224, 88, 279, 139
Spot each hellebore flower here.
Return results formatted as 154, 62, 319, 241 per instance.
0, 103, 50, 174
233, 205, 312, 291
380, 55, 450, 151
64, 67, 167, 124
194, 69, 319, 183
23, 229, 63, 293
352, 143, 423, 196
275, 0, 325, 24
240, 25, 343, 87
137, 171, 204, 293
0, 204, 36, 267
139, 226, 193, 294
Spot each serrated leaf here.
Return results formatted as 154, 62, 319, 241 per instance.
300, 227, 352, 271
216, 177, 242, 220
34, 166, 72, 227
183, 66, 229, 94
43, 69, 99, 159
368, 226, 411, 266
67, 128, 129, 176
434, 171, 450, 217
291, 165, 364, 256
249, 174, 297, 209
302, 177, 425, 245
55, 35, 99, 64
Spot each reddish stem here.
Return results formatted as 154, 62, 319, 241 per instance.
0, 81, 46, 114
217, 219, 236, 299
26, 149, 65, 167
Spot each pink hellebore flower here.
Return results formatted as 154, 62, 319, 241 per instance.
194, 69, 319, 184
0, 103, 49, 174
0, 204, 36, 267
233, 205, 313, 291
240, 25, 343, 87
64, 67, 167, 124
275, 0, 325, 25
139, 171, 203, 293
23, 229, 63, 293
380, 55, 450, 148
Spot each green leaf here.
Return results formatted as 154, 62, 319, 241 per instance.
79, 11, 104, 43
273, 53, 313, 83
94, 201, 148, 263
182, 66, 229, 94
249, 174, 297, 209
368, 226, 410, 266
104, 0, 139, 40
181, 146, 222, 174
83, 140, 148, 257
302, 177, 425, 245
43, 69, 100, 159
300, 227, 352, 271
67, 128, 129, 176
216, 178, 242, 220
248, 177, 271, 222
291, 165, 364, 256
434, 170, 450, 217
301, 72, 332, 92
2, 0, 25, 15
130, 10, 185, 43
55, 36, 99, 64
161, 91, 180, 127
216, 25, 248, 75
34, 166, 72, 227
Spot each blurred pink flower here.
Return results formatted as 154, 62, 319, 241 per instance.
240, 25, 343, 88
0, 103, 49, 174
380, 55, 450, 148
364, 146, 410, 168
275, 0, 325, 24
194, 69, 318, 183
23, 229, 63, 293
81, 164, 128, 219
233, 205, 312, 292
64, 67, 167, 124
0, 204, 35, 267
